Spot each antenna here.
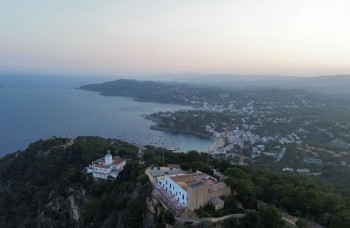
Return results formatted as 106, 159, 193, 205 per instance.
240, 141, 244, 164
207, 147, 210, 167
162, 143, 165, 164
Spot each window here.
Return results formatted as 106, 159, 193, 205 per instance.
182, 195, 184, 200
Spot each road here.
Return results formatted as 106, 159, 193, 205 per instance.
175, 213, 246, 224
276, 147, 286, 162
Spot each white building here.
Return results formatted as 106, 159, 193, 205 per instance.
156, 172, 230, 213
86, 149, 126, 179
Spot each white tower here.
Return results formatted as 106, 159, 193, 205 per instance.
104, 149, 112, 165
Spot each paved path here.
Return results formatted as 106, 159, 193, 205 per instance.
175, 213, 246, 224
281, 212, 297, 225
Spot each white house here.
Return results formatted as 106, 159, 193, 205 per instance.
86, 149, 126, 179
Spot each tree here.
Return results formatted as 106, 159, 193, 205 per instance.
124, 199, 145, 227
224, 176, 237, 194
186, 151, 201, 163
163, 210, 175, 225
296, 218, 307, 228
201, 166, 214, 175
330, 210, 350, 228
225, 167, 249, 179
190, 161, 207, 172
234, 144, 241, 151
244, 210, 263, 228
261, 205, 285, 228
180, 163, 191, 171
218, 160, 231, 173
235, 179, 256, 208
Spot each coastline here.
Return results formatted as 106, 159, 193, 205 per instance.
150, 125, 212, 139
209, 137, 225, 153
150, 125, 221, 153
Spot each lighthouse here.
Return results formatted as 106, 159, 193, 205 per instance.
86, 149, 126, 180
104, 149, 112, 165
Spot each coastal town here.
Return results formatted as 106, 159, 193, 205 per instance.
147, 87, 350, 172
78, 80, 350, 226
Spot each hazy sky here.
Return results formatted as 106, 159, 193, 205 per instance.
1, 0, 350, 76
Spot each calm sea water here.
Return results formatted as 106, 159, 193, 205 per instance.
0, 75, 213, 156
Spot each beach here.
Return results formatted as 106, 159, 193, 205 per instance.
208, 137, 225, 153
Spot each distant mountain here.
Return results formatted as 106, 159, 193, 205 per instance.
81, 79, 345, 111
286, 75, 350, 94
80, 75, 350, 100
159, 74, 350, 95
80, 79, 195, 105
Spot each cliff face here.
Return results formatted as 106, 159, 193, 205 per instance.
35, 185, 86, 227
0, 137, 155, 228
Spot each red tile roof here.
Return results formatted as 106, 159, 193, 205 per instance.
112, 157, 125, 165
94, 164, 111, 169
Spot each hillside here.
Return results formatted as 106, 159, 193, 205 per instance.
80, 78, 347, 107
80, 79, 194, 105
163, 74, 350, 95
0, 137, 155, 227
2, 137, 350, 227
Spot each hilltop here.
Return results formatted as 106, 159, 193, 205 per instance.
0, 137, 155, 227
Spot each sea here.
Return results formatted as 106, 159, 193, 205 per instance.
0, 74, 213, 157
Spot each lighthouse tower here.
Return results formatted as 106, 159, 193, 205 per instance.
104, 149, 112, 165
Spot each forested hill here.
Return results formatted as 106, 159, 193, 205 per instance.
80, 79, 345, 107
2, 137, 350, 227
0, 137, 154, 227
80, 79, 197, 105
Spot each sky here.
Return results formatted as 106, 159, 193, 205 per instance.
1, 0, 350, 76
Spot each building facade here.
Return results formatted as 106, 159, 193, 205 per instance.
156, 172, 230, 213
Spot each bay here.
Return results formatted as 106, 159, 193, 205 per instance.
0, 75, 213, 156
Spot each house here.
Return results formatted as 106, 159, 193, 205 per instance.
86, 149, 126, 179
296, 168, 310, 174
302, 157, 323, 166
210, 196, 225, 210
282, 167, 293, 172
156, 172, 230, 214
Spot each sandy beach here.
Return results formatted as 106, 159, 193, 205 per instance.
208, 137, 225, 153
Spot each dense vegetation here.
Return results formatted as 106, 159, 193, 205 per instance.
2, 136, 350, 227
0, 137, 156, 227
143, 146, 350, 227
